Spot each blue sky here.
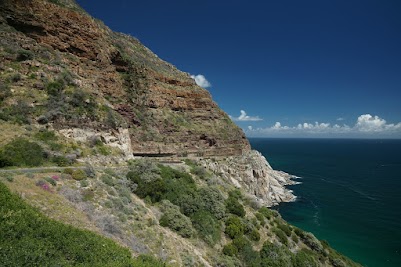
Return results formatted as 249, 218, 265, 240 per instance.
76, 0, 401, 138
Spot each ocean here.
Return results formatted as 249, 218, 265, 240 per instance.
249, 138, 401, 267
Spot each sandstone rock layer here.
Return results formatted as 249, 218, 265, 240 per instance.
0, 0, 249, 157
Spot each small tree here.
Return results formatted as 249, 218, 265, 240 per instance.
159, 200, 194, 238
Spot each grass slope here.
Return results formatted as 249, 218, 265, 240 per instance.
0, 182, 165, 267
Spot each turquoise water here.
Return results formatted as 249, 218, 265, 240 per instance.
249, 138, 401, 267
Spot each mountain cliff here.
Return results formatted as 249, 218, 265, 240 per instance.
0, 0, 296, 206
0, 0, 249, 157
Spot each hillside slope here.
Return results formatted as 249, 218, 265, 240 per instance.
0, 0, 296, 206
1, 162, 362, 267
0, 0, 249, 157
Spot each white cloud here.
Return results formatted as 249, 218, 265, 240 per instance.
336, 117, 345, 121
231, 110, 263, 122
355, 114, 386, 132
245, 114, 401, 138
190, 74, 211, 88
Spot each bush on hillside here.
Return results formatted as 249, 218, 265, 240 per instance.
16, 49, 33, 61
258, 207, 274, 220
159, 200, 194, 238
273, 227, 288, 246
196, 186, 226, 219
260, 241, 292, 267
0, 81, 11, 102
248, 228, 261, 242
0, 138, 44, 167
223, 243, 238, 256
276, 220, 292, 236
71, 169, 87, 181
225, 194, 245, 217
292, 249, 319, 267
225, 216, 245, 239
190, 210, 221, 245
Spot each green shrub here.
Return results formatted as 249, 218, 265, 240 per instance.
34, 129, 58, 142
273, 227, 288, 246
127, 159, 160, 182
82, 189, 95, 202
190, 165, 208, 179
83, 164, 96, 178
292, 249, 319, 267
260, 241, 292, 267
277, 220, 292, 236
63, 168, 74, 175
300, 232, 323, 252
232, 236, 249, 251
0, 82, 11, 102
0, 182, 157, 266
159, 200, 194, 238
118, 186, 132, 201
248, 229, 261, 242
46, 79, 65, 96
238, 243, 261, 267
71, 169, 87, 181
133, 254, 166, 267
230, 236, 261, 266
255, 212, 266, 226
25, 172, 35, 179
133, 176, 166, 203
0, 138, 44, 167
80, 179, 89, 187
330, 257, 346, 267
48, 141, 64, 151
258, 207, 274, 220
228, 189, 243, 200
44, 177, 57, 186
52, 155, 71, 167
190, 210, 221, 245
223, 243, 238, 256
225, 194, 245, 217
101, 174, 115, 186
293, 227, 304, 237
10, 73, 22, 83
161, 165, 197, 209
5, 174, 14, 182
16, 49, 33, 61
127, 160, 167, 202
197, 186, 225, 219
0, 101, 32, 124
292, 233, 299, 243
96, 144, 111, 156
225, 216, 245, 239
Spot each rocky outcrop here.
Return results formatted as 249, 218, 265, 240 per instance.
0, 0, 250, 158
59, 127, 134, 159
199, 150, 298, 206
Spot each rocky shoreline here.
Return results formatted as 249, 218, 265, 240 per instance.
198, 150, 298, 207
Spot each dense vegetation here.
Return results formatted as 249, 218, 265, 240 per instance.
126, 159, 361, 267
0, 182, 165, 267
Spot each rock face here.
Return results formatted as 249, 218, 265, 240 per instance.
0, 0, 294, 204
199, 150, 297, 206
0, 0, 249, 157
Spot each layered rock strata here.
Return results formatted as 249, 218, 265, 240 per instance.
0, 0, 249, 157
0, 0, 296, 205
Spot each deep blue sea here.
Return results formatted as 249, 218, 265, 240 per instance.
249, 138, 401, 267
